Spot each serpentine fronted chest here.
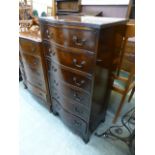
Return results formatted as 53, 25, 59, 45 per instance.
39, 16, 126, 143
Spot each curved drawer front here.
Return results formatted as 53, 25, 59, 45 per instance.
19, 38, 41, 56
22, 53, 42, 69
51, 89, 90, 122
27, 82, 47, 102
49, 75, 91, 107
24, 65, 44, 81
24, 65, 46, 90
42, 24, 97, 52
21, 54, 46, 91
43, 42, 95, 75
52, 98, 87, 134
47, 60, 92, 93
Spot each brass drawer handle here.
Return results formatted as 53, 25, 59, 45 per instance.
73, 59, 86, 68
73, 91, 82, 102
73, 77, 85, 87
72, 35, 86, 46
46, 29, 53, 39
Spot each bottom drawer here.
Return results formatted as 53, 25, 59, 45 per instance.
52, 98, 87, 135
27, 82, 47, 102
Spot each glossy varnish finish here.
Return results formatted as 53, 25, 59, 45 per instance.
39, 16, 127, 143
46, 60, 93, 92
19, 32, 51, 108
42, 24, 97, 52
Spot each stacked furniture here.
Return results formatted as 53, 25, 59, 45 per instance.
39, 16, 126, 143
19, 32, 51, 108
55, 0, 81, 15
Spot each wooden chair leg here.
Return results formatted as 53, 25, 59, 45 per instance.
113, 93, 127, 124
128, 87, 135, 102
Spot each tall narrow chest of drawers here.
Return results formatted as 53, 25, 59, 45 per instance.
19, 33, 51, 108
39, 16, 126, 143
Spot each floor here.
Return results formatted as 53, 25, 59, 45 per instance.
19, 82, 135, 155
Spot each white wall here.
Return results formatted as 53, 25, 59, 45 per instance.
82, 0, 129, 5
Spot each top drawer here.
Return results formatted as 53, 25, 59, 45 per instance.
19, 38, 41, 56
41, 24, 97, 52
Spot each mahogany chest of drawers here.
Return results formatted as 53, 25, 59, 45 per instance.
39, 16, 126, 143
19, 33, 51, 108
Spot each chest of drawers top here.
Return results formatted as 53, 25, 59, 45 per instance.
19, 32, 42, 43
39, 16, 127, 29
39, 16, 127, 55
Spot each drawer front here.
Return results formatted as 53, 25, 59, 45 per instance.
47, 60, 92, 93
42, 24, 97, 52
49, 75, 91, 107
19, 38, 41, 56
21, 53, 42, 69
27, 82, 47, 102
24, 65, 46, 91
43, 42, 95, 74
51, 89, 90, 122
52, 98, 87, 134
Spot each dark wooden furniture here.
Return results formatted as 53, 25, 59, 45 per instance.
52, 0, 102, 17
19, 32, 51, 109
55, 0, 81, 15
112, 23, 135, 123
39, 16, 127, 143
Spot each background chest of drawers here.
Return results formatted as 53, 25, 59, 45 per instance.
19, 33, 51, 108
39, 16, 126, 143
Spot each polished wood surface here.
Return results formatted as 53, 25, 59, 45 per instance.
40, 16, 126, 28
49, 75, 91, 107
19, 32, 51, 108
48, 61, 92, 92
20, 38, 42, 56
39, 16, 127, 143
41, 25, 97, 52
44, 43, 96, 75
52, 98, 87, 138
